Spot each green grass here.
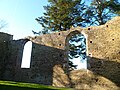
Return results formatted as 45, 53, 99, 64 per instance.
0, 80, 71, 90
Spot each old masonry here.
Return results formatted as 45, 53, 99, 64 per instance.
0, 17, 120, 89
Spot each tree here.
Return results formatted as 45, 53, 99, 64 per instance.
35, 0, 120, 34
85, 0, 120, 26
68, 33, 87, 70
35, 0, 88, 70
35, 0, 120, 70
0, 19, 7, 30
107, 0, 120, 15
35, 0, 87, 34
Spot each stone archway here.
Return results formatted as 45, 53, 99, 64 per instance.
65, 30, 87, 70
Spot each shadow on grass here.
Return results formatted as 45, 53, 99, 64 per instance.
0, 84, 56, 90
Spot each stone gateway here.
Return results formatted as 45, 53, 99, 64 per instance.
0, 17, 120, 89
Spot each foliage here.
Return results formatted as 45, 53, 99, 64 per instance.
34, 0, 120, 69
35, 0, 86, 34
69, 34, 86, 59
107, 0, 120, 15
85, 0, 120, 26
68, 34, 87, 70
35, 0, 120, 34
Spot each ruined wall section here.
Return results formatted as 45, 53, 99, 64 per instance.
29, 43, 67, 85
9, 39, 29, 81
0, 17, 120, 89
0, 32, 26, 81
86, 17, 120, 86
28, 27, 83, 50
0, 32, 13, 79
87, 17, 120, 59
68, 17, 120, 89
26, 17, 120, 88
8, 39, 69, 86
1, 38, 28, 81
5, 33, 69, 85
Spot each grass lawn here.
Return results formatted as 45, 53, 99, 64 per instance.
0, 80, 71, 90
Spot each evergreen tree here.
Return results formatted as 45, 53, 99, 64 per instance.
35, 0, 88, 70
85, 0, 120, 26
107, 0, 120, 15
35, 0, 120, 33
35, 0, 120, 70
35, 0, 86, 34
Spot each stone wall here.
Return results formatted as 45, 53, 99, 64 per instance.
0, 17, 120, 89
0, 32, 13, 79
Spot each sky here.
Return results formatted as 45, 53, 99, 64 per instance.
1, 0, 120, 39
0, 0, 92, 39
0, 0, 48, 39
0, 0, 89, 69
1, 0, 120, 69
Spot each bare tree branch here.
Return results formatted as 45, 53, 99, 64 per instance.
0, 19, 8, 30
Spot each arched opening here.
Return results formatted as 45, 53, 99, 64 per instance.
66, 31, 87, 70
21, 41, 32, 68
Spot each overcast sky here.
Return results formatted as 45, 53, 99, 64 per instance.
0, 0, 48, 39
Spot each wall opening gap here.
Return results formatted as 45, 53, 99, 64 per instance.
21, 41, 32, 68
68, 33, 87, 70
